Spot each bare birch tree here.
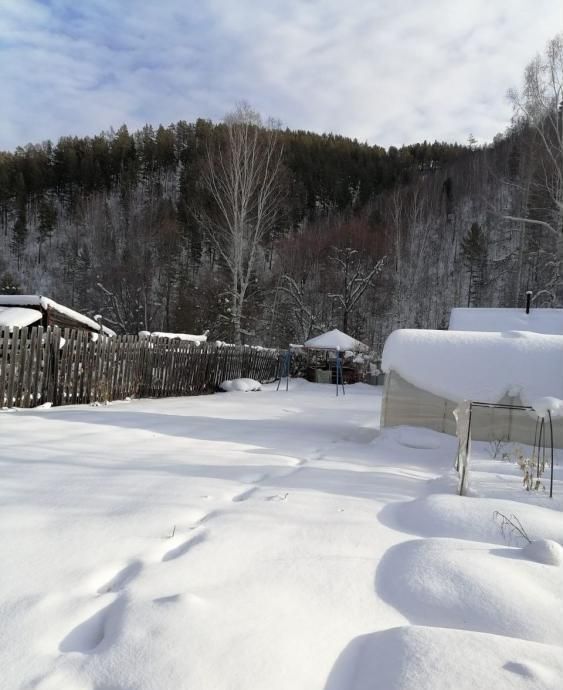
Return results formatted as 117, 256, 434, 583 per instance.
328, 247, 384, 332
198, 103, 285, 343
504, 34, 563, 302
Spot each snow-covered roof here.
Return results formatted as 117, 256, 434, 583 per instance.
0, 295, 115, 336
382, 328, 563, 404
449, 307, 563, 335
141, 331, 208, 343
0, 306, 42, 330
303, 329, 369, 352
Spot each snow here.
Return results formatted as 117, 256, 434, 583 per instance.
220, 378, 262, 392
522, 539, 563, 566
304, 328, 369, 352
0, 295, 116, 336
0, 306, 42, 329
449, 307, 563, 335
382, 328, 563, 404
532, 397, 563, 419
147, 331, 209, 343
0, 383, 562, 690
326, 626, 563, 690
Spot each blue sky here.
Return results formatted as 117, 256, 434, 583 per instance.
0, 0, 561, 150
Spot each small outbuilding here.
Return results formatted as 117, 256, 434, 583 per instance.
0, 295, 115, 336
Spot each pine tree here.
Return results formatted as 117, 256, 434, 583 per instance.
0, 272, 21, 294
461, 222, 488, 306
11, 202, 28, 269
37, 197, 57, 264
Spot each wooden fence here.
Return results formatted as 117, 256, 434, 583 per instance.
0, 326, 282, 408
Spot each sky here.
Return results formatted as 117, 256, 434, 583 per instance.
0, 0, 561, 151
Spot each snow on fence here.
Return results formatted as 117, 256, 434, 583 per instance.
0, 326, 282, 408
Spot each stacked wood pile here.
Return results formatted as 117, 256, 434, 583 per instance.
0, 326, 282, 408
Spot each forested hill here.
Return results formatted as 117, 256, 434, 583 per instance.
0, 114, 556, 350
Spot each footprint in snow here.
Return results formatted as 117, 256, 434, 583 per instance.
162, 531, 208, 562
265, 492, 289, 502
153, 593, 182, 605
59, 597, 125, 654
232, 487, 258, 502
97, 560, 143, 595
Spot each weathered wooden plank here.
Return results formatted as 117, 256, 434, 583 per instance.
5, 326, 20, 408
108, 336, 120, 401
127, 336, 139, 398
106, 337, 118, 402
21, 327, 37, 407
14, 327, 29, 406
57, 328, 70, 405
116, 336, 126, 399
43, 327, 59, 404
86, 334, 98, 403
93, 335, 105, 402
0, 327, 8, 407
32, 326, 44, 407
70, 330, 83, 405
77, 331, 89, 404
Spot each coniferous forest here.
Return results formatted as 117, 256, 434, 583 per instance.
1, 35, 561, 351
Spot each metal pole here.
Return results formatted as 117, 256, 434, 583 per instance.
548, 410, 554, 499
276, 351, 284, 391
537, 418, 544, 479
460, 403, 473, 496
532, 417, 540, 469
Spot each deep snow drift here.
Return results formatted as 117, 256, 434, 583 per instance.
1, 382, 561, 690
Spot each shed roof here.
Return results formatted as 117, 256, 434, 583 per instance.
449, 307, 563, 335
0, 295, 115, 336
0, 307, 42, 330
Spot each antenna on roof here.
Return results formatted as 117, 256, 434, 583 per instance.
525, 291, 532, 314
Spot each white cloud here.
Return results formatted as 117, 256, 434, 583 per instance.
0, 0, 561, 149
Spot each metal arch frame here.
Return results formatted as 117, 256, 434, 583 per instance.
460, 401, 555, 498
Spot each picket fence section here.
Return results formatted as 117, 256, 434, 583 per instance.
0, 326, 282, 408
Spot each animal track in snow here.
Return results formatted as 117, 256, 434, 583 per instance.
97, 561, 143, 595
153, 593, 182, 605
193, 509, 220, 527
231, 487, 258, 502
265, 492, 289, 502
161, 531, 207, 562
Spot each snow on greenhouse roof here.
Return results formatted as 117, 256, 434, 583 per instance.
382, 328, 563, 404
303, 329, 368, 352
449, 307, 563, 335
0, 306, 42, 330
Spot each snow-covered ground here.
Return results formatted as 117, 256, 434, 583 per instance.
1, 381, 562, 690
